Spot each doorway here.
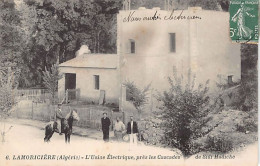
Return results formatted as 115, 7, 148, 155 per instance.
65, 73, 76, 100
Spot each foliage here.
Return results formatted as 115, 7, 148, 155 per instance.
205, 135, 233, 153
129, 0, 230, 11
0, 67, 18, 119
236, 116, 258, 133
157, 71, 213, 156
124, 81, 151, 115
0, 0, 25, 80
1, 0, 232, 88
42, 62, 63, 104
236, 44, 258, 111
192, 107, 257, 154
0, 2, 20, 142
13, 0, 122, 88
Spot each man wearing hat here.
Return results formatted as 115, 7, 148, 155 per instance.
55, 103, 63, 135
127, 115, 138, 147
101, 112, 111, 142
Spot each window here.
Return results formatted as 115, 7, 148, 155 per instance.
129, 39, 135, 53
94, 75, 99, 90
169, 33, 176, 52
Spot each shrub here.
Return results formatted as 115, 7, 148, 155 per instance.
123, 81, 151, 119
0, 67, 18, 119
205, 135, 233, 153
157, 71, 214, 156
236, 117, 258, 133
0, 67, 18, 142
42, 62, 63, 105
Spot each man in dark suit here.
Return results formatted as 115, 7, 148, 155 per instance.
127, 116, 138, 146
101, 112, 111, 142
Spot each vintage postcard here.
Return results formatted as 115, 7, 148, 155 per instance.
0, 0, 258, 166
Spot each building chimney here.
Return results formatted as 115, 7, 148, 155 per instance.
76, 45, 91, 57
228, 75, 233, 85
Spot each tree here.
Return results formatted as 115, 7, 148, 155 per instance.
0, 67, 18, 142
0, 0, 25, 81
0, 67, 18, 118
157, 72, 212, 156
17, 0, 121, 88
238, 44, 258, 111
0, 0, 23, 142
92, 0, 122, 53
42, 62, 63, 105
124, 81, 151, 119
129, 0, 230, 11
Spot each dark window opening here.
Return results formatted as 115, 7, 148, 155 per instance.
169, 33, 176, 52
94, 75, 100, 90
65, 73, 76, 90
65, 73, 76, 100
130, 40, 135, 53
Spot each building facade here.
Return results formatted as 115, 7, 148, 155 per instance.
118, 7, 240, 92
59, 54, 120, 104
59, 7, 241, 110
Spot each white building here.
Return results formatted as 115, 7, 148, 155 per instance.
59, 7, 241, 111
59, 53, 120, 104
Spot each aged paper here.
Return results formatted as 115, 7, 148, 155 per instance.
0, 0, 258, 166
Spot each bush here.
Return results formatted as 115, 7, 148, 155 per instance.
42, 62, 63, 105
0, 67, 18, 119
236, 117, 258, 133
205, 135, 233, 153
157, 71, 214, 156
123, 81, 151, 119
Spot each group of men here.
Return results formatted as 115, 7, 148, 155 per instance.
101, 112, 139, 145
55, 104, 139, 145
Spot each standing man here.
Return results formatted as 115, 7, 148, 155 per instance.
127, 116, 138, 147
114, 117, 125, 141
55, 103, 63, 135
101, 112, 111, 142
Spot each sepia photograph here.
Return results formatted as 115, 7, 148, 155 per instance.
0, 0, 258, 166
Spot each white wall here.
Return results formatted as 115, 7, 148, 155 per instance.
59, 67, 120, 104
117, 8, 241, 94
118, 9, 190, 92
194, 11, 241, 92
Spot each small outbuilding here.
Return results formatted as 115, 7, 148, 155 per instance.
58, 47, 120, 105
